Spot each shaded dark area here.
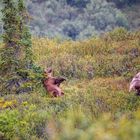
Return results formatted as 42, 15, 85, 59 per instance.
107, 0, 140, 8
66, 0, 90, 8
63, 24, 80, 40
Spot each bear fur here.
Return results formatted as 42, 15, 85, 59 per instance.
129, 72, 140, 96
43, 68, 66, 97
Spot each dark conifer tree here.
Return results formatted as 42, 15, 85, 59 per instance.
0, 0, 38, 95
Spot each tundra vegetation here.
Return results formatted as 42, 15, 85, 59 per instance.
0, 28, 140, 140
0, 0, 140, 140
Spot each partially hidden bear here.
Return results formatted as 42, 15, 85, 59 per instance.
43, 68, 66, 97
129, 72, 140, 96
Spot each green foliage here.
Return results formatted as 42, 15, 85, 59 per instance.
33, 28, 140, 79
0, 110, 19, 139
0, 0, 140, 40
0, 103, 50, 139
1, 77, 140, 139
0, 29, 140, 139
23, 0, 130, 40
0, 0, 42, 95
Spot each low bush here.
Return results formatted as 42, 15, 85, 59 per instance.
0, 29, 140, 139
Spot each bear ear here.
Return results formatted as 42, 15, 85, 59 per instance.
47, 68, 52, 73
135, 72, 140, 78
44, 68, 52, 73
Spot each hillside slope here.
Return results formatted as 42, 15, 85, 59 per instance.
121, 3, 140, 30
32, 28, 140, 79
0, 0, 140, 40
0, 29, 140, 139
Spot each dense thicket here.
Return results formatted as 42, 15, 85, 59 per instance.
0, 0, 139, 40
0, 29, 140, 139
26, 0, 130, 40
33, 28, 140, 79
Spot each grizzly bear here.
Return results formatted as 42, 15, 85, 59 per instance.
129, 72, 140, 96
43, 68, 66, 97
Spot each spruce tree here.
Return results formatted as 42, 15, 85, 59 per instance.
0, 0, 38, 95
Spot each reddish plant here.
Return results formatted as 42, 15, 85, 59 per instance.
43, 68, 66, 97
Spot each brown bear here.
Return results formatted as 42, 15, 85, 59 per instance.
43, 68, 66, 97
129, 72, 140, 96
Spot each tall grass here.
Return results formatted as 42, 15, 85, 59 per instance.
32, 28, 140, 79
0, 28, 140, 139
